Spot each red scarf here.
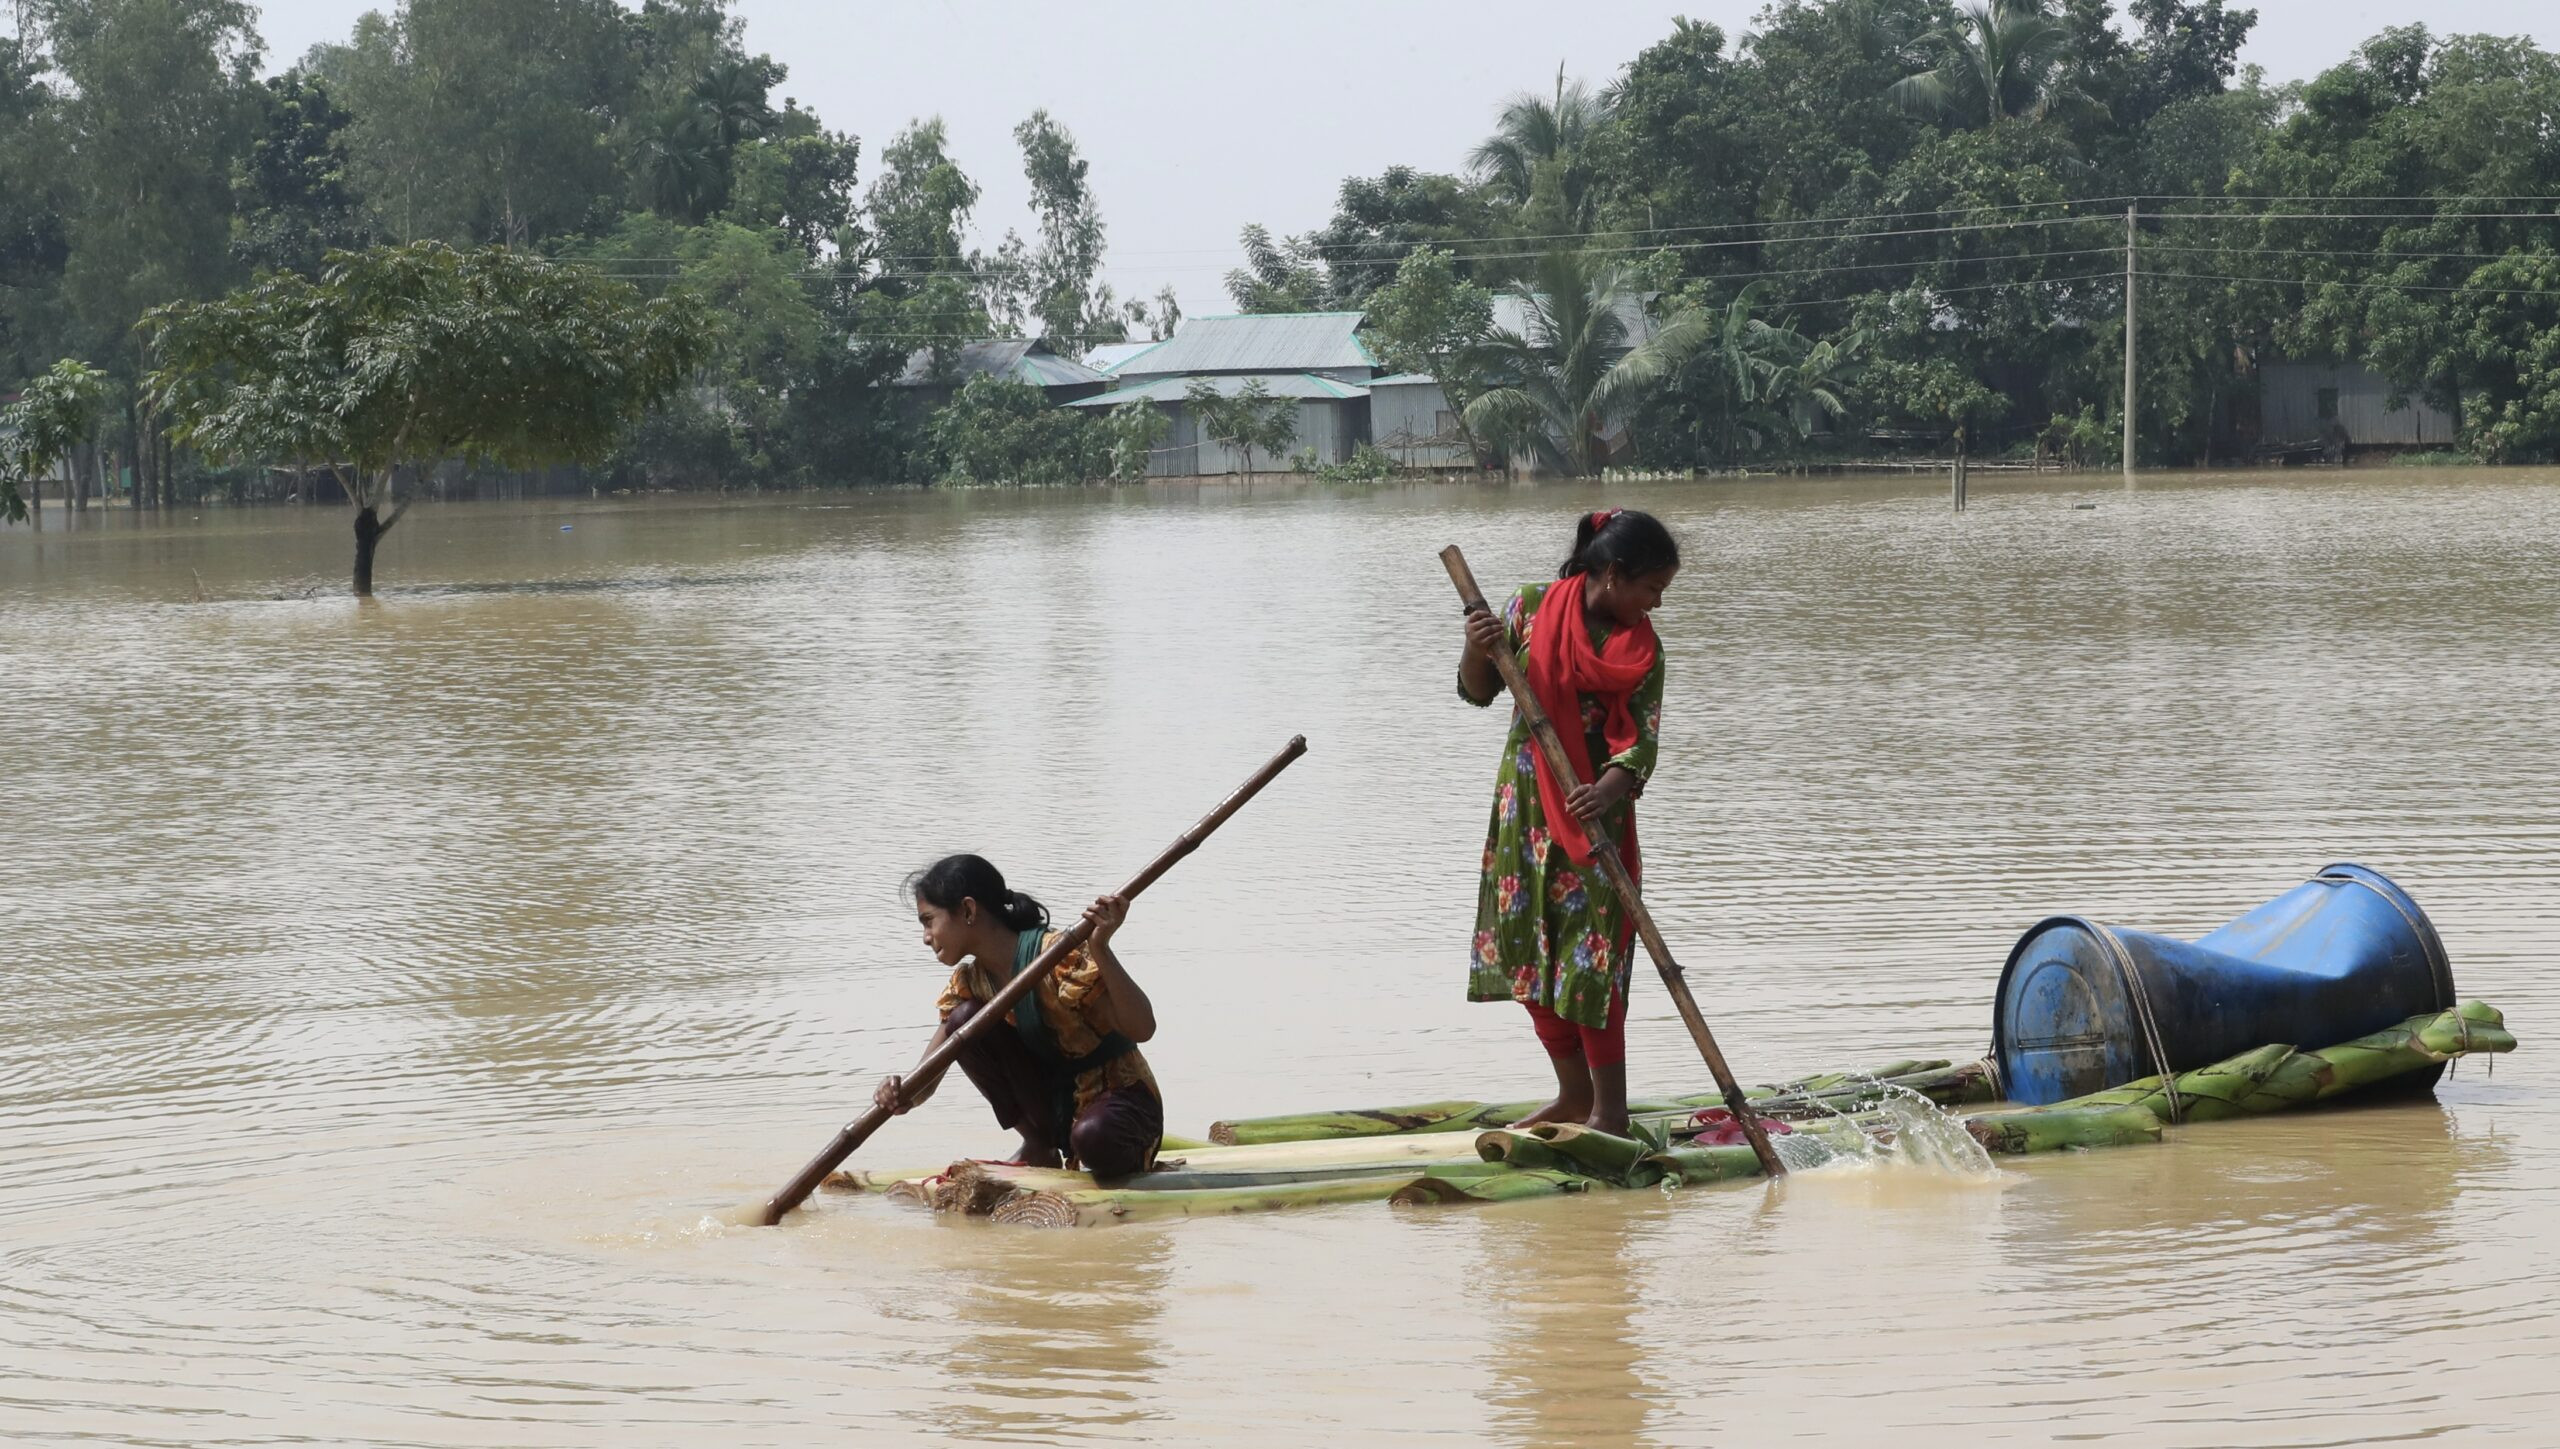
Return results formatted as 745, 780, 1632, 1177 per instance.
1524, 570, 1658, 870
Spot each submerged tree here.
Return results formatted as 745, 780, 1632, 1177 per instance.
0, 357, 106, 525
146, 241, 704, 595
1186, 377, 1297, 476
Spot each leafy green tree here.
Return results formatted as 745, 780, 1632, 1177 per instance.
927, 375, 1108, 485
722, 104, 860, 259
866, 117, 978, 292
1362, 245, 1495, 465
1098, 399, 1167, 479
0, 31, 72, 378
0, 356, 105, 524
1223, 224, 1332, 313
146, 241, 705, 594
1185, 377, 1297, 475
577, 214, 822, 485
233, 70, 369, 276
1303, 165, 1507, 300
1004, 109, 1118, 354
1888, 0, 2099, 128
36, 0, 262, 508
1860, 357, 2006, 459
323, 0, 637, 246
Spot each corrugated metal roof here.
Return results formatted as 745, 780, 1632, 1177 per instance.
1082, 341, 1159, 373
893, 339, 1109, 389
1108, 312, 1377, 378
1065, 372, 1371, 407
1366, 372, 1440, 388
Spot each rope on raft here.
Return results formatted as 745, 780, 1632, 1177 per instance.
2096, 922, 2186, 1124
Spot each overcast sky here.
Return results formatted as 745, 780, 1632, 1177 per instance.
246, 0, 2560, 317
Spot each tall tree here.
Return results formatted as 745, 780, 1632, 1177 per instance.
233, 70, 369, 276
147, 242, 705, 594
37, 0, 262, 508
1006, 109, 1117, 355
721, 101, 860, 258
322, 0, 638, 247
0, 30, 70, 380
1469, 64, 1612, 231
865, 117, 978, 293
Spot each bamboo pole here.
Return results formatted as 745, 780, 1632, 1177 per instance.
1440, 545, 1785, 1177
755, 735, 1309, 1226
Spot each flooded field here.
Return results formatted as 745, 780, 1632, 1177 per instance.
4, 467, 2555, 1446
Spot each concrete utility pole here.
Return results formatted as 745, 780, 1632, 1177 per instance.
2123, 206, 2138, 483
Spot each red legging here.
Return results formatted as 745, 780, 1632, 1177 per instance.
1525, 989, 1629, 1069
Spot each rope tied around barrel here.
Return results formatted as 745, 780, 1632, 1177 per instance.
2096, 924, 2185, 1124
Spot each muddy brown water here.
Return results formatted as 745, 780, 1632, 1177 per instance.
3, 469, 2555, 1446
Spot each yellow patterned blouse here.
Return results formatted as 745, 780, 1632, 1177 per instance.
937, 929, 1159, 1117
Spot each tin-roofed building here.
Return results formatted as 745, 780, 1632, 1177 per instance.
1077, 312, 1382, 476
1080, 340, 1159, 375
891, 338, 1112, 409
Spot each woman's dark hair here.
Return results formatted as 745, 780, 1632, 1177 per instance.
1561, 508, 1680, 580
907, 853, 1048, 932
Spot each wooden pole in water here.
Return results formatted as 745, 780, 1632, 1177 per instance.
755, 735, 1309, 1226
2123, 205, 2138, 484
1439, 546, 1786, 1178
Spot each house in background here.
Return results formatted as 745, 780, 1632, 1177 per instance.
1080, 340, 1159, 374
889, 338, 1111, 413
1368, 372, 1469, 468
1069, 312, 1380, 475
2255, 358, 2457, 456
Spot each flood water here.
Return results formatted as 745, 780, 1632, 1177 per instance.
4, 468, 2555, 1447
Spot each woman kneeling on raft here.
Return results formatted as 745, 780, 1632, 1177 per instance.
1456, 508, 1678, 1138
872, 854, 1164, 1178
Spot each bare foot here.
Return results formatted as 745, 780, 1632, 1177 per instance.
1514, 1095, 1593, 1129
1585, 1110, 1632, 1138
1001, 1134, 1063, 1169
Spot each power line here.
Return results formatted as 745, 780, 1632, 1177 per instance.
2145, 268, 2560, 298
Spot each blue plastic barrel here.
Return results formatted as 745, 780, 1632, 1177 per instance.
1992, 863, 2455, 1106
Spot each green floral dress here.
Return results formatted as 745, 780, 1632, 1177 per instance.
1461, 581, 1666, 1028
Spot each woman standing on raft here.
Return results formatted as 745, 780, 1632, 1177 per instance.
1457, 508, 1677, 1137
871, 854, 1164, 1177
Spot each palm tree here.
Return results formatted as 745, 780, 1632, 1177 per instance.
691, 60, 771, 150
1468, 64, 1611, 229
1885, 0, 2096, 128
637, 105, 725, 221
1462, 250, 1698, 477
1643, 284, 1815, 462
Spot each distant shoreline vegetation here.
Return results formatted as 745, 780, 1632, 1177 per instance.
6, 0, 2560, 517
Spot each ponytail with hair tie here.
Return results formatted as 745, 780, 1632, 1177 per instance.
1560, 507, 1679, 580
906, 854, 1050, 935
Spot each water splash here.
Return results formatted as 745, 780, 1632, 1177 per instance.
1764, 1075, 1998, 1177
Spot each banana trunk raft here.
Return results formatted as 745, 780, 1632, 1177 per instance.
824, 1003, 2514, 1228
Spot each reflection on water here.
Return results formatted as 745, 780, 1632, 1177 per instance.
5, 469, 2560, 1446
1474, 1200, 1654, 1449
934, 1227, 1173, 1442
